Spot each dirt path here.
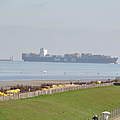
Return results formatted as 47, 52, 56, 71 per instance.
113, 116, 120, 120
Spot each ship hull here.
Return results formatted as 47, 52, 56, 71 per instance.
22, 54, 118, 64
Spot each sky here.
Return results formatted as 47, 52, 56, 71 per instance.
0, 0, 120, 60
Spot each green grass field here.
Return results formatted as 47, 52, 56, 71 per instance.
0, 86, 120, 120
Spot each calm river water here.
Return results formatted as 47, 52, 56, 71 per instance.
0, 61, 119, 81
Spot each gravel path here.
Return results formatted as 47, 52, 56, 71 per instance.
113, 117, 120, 120
0, 80, 76, 88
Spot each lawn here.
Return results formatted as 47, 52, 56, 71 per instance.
0, 86, 120, 120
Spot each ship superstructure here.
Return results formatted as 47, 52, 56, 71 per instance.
22, 48, 118, 64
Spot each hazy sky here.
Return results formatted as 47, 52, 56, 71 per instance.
0, 0, 120, 60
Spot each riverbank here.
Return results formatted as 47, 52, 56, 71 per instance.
0, 78, 114, 89
0, 79, 116, 100
1, 85, 120, 120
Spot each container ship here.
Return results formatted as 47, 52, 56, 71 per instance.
22, 48, 118, 64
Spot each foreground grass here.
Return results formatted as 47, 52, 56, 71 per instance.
0, 86, 120, 120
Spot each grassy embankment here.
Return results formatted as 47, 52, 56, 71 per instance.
0, 86, 120, 120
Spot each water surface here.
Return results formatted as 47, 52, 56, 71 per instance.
0, 61, 119, 81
